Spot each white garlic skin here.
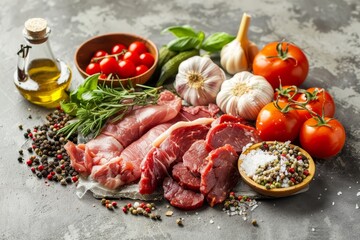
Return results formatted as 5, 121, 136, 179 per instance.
220, 40, 248, 75
216, 71, 274, 120
174, 56, 226, 106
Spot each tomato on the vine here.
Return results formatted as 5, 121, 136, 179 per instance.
139, 53, 155, 68
295, 87, 335, 124
274, 85, 301, 103
85, 63, 101, 75
111, 44, 127, 55
93, 50, 108, 58
118, 60, 136, 78
253, 41, 309, 90
128, 41, 148, 55
123, 51, 140, 66
135, 65, 149, 76
99, 57, 119, 75
300, 117, 345, 158
256, 101, 302, 142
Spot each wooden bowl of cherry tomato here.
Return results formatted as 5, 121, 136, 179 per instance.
75, 33, 158, 86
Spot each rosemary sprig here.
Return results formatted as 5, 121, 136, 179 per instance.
58, 74, 161, 139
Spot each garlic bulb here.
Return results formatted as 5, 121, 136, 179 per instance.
174, 56, 226, 106
220, 13, 259, 74
216, 71, 274, 120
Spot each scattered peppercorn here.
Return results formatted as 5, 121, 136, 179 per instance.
176, 218, 184, 226
18, 125, 23, 130
251, 219, 258, 227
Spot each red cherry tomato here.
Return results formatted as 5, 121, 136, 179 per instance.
99, 57, 119, 75
111, 44, 127, 55
139, 53, 155, 68
256, 102, 302, 142
85, 63, 101, 75
253, 41, 309, 90
295, 87, 336, 124
135, 65, 149, 76
123, 51, 140, 66
128, 41, 148, 55
93, 50, 108, 58
300, 117, 345, 158
118, 60, 136, 78
99, 73, 108, 80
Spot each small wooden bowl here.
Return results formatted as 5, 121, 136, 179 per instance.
74, 33, 158, 86
238, 141, 315, 198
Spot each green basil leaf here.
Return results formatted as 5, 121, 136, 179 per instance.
201, 32, 235, 53
197, 31, 205, 46
60, 102, 78, 116
72, 74, 99, 102
167, 36, 200, 51
162, 26, 198, 38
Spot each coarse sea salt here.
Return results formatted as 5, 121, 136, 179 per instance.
240, 148, 277, 177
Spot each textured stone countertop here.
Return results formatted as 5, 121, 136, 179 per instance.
0, 0, 359, 239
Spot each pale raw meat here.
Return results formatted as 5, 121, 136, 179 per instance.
139, 119, 212, 194
90, 123, 171, 189
65, 90, 182, 177
200, 144, 239, 207
163, 177, 204, 210
210, 114, 250, 127
102, 90, 182, 146
182, 140, 209, 175
179, 104, 220, 121
172, 162, 201, 191
206, 121, 262, 153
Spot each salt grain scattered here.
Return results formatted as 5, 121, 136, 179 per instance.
312, 227, 316, 232
337, 191, 342, 196
217, 226, 221, 230
332, 202, 335, 206
210, 219, 214, 224
356, 192, 360, 197
356, 204, 359, 209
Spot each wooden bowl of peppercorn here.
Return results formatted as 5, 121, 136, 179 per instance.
238, 141, 316, 198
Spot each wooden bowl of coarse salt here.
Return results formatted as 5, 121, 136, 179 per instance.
238, 141, 316, 198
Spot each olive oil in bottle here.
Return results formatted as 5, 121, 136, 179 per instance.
14, 18, 71, 108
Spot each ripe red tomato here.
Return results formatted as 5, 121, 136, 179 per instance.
135, 65, 149, 76
295, 87, 336, 124
128, 41, 148, 55
93, 50, 108, 58
300, 117, 345, 158
118, 60, 136, 78
99, 57, 119, 75
274, 85, 301, 103
123, 51, 140, 66
111, 44, 127, 55
253, 41, 309, 90
256, 102, 302, 142
85, 63, 101, 75
99, 73, 108, 80
139, 53, 155, 68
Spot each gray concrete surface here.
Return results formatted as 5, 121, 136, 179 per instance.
1, 0, 359, 239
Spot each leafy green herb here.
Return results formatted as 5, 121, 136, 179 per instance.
59, 75, 161, 139
162, 25, 235, 53
201, 32, 236, 52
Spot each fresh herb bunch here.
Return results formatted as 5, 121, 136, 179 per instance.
162, 25, 235, 53
59, 74, 161, 139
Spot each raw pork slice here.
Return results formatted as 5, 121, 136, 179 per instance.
178, 104, 220, 121
206, 121, 262, 153
211, 114, 250, 127
65, 90, 181, 176
172, 162, 201, 191
102, 90, 182, 147
139, 118, 213, 194
200, 144, 239, 207
90, 123, 171, 189
163, 177, 204, 210
182, 140, 209, 175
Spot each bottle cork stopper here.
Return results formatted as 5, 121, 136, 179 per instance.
24, 18, 48, 39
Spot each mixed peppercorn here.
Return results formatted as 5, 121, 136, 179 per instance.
18, 108, 79, 185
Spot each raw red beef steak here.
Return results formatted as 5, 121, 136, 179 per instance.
172, 162, 201, 192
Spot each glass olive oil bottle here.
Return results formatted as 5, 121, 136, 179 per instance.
14, 18, 71, 108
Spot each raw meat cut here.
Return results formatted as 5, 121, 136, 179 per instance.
139, 118, 213, 194
182, 140, 209, 175
101, 90, 182, 146
172, 162, 201, 191
206, 121, 262, 153
163, 177, 204, 210
211, 114, 250, 127
200, 144, 239, 207
179, 104, 220, 121
90, 123, 171, 189
65, 90, 181, 176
